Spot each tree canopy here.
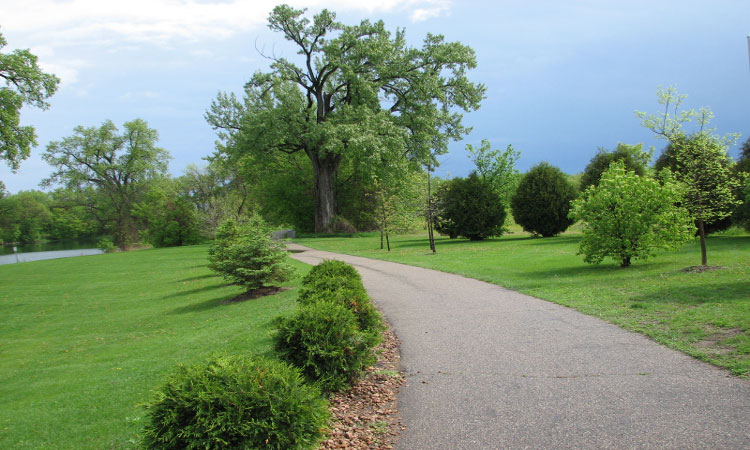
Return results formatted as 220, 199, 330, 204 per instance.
0, 31, 60, 171
206, 4, 485, 232
42, 119, 170, 247
579, 142, 650, 191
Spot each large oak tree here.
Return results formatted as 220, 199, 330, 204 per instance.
206, 5, 485, 232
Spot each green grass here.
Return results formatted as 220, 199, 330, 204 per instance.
295, 229, 750, 377
0, 245, 309, 449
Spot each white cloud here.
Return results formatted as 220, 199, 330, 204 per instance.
409, 0, 451, 22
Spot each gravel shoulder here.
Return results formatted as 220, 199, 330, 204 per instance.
289, 243, 750, 450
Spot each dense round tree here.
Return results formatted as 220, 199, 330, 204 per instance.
434, 173, 506, 241
511, 162, 577, 237
579, 143, 650, 191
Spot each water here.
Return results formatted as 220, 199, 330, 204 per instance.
0, 239, 104, 265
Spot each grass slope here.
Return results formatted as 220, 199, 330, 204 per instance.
295, 230, 750, 376
0, 245, 307, 449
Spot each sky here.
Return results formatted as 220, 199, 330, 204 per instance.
1, 0, 749, 193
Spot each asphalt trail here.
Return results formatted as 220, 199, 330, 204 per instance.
288, 243, 749, 449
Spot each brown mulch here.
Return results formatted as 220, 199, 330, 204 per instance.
320, 326, 405, 449
221, 286, 290, 303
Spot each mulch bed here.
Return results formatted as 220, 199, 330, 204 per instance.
320, 326, 405, 449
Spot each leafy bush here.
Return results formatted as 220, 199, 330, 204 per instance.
569, 162, 694, 267
579, 143, 650, 191
208, 216, 293, 290
146, 196, 202, 248
96, 237, 115, 253
511, 162, 577, 237
142, 355, 330, 450
326, 215, 357, 234
273, 301, 378, 393
433, 173, 506, 240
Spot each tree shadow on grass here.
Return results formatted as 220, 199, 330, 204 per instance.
632, 281, 750, 305
177, 273, 217, 282
166, 287, 290, 315
161, 285, 223, 300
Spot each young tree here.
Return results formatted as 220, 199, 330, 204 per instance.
42, 119, 171, 248
637, 87, 741, 265
208, 216, 294, 291
465, 139, 520, 205
511, 162, 577, 237
0, 31, 60, 171
570, 161, 694, 267
206, 5, 485, 232
579, 142, 651, 191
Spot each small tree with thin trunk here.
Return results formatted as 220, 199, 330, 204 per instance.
570, 161, 694, 267
636, 87, 741, 266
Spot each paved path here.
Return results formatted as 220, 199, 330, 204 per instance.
288, 244, 750, 449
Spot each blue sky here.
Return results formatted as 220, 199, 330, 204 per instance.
1, 0, 749, 193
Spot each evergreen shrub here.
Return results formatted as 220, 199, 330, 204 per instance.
511, 162, 577, 237
273, 301, 378, 393
142, 355, 330, 450
208, 216, 293, 290
433, 173, 506, 240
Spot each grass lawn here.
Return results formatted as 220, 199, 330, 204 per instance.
295, 228, 750, 377
0, 245, 309, 449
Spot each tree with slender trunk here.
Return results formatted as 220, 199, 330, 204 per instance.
637, 87, 741, 266
206, 5, 485, 232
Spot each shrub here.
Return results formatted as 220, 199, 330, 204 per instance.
302, 259, 361, 285
511, 162, 577, 237
326, 215, 357, 234
142, 355, 330, 450
96, 237, 115, 253
273, 301, 378, 393
208, 216, 293, 290
433, 172, 506, 240
579, 143, 650, 191
569, 161, 694, 267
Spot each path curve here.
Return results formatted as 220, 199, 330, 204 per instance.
288, 243, 749, 449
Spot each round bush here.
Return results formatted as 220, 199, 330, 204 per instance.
434, 173, 506, 240
511, 162, 577, 237
142, 355, 330, 450
273, 301, 378, 393
302, 259, 361, 286
299, 286, 384, 336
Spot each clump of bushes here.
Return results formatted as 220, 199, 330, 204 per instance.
274, 259, 383, 392
142, 355, 330, 450
208, 215, 293, 290
511, 162, 577, 237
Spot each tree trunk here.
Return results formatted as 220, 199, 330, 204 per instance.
311, 154, 340, 233
620, 256, 631, 267
426, 167, 436, 253
698, 219, 708, 266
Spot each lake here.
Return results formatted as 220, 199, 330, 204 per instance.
0, 239, 104, 265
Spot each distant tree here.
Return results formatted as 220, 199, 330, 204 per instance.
42, 119, 171, 248
0, 180, 6, 199
206, 5, 485, 232
0, 31, 60, 171
466, 139, 521, 205
0, 190, 51, 243
734, 177, 750, 231
46, 188, 101, 240
134, 179, 201, 247
637, 87, 741, 265
208, 216, 294, 291
570, 161, 694, 267
579, 143, 651, 191
511, 162, 577, 237
736, 137, 750, 175
433, 173, 505, 241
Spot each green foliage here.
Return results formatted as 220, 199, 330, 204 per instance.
96, 236, 116, 253
0, 190, 50, 243
734, 176, 750, 231
511, 162, 577, 237
579, 142, 651, 190
42, 119, 171, 248
0, 31, 60, 171
273, 301, 378, 393
208, 216, 294, 290
570, 162, 694, 267
142, 355, 330, 450
134, 178, 201, 247
434, 173, 506, 240
299, 260, 384, 336
207, 4, 485, 232
465, 139, 521, 205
